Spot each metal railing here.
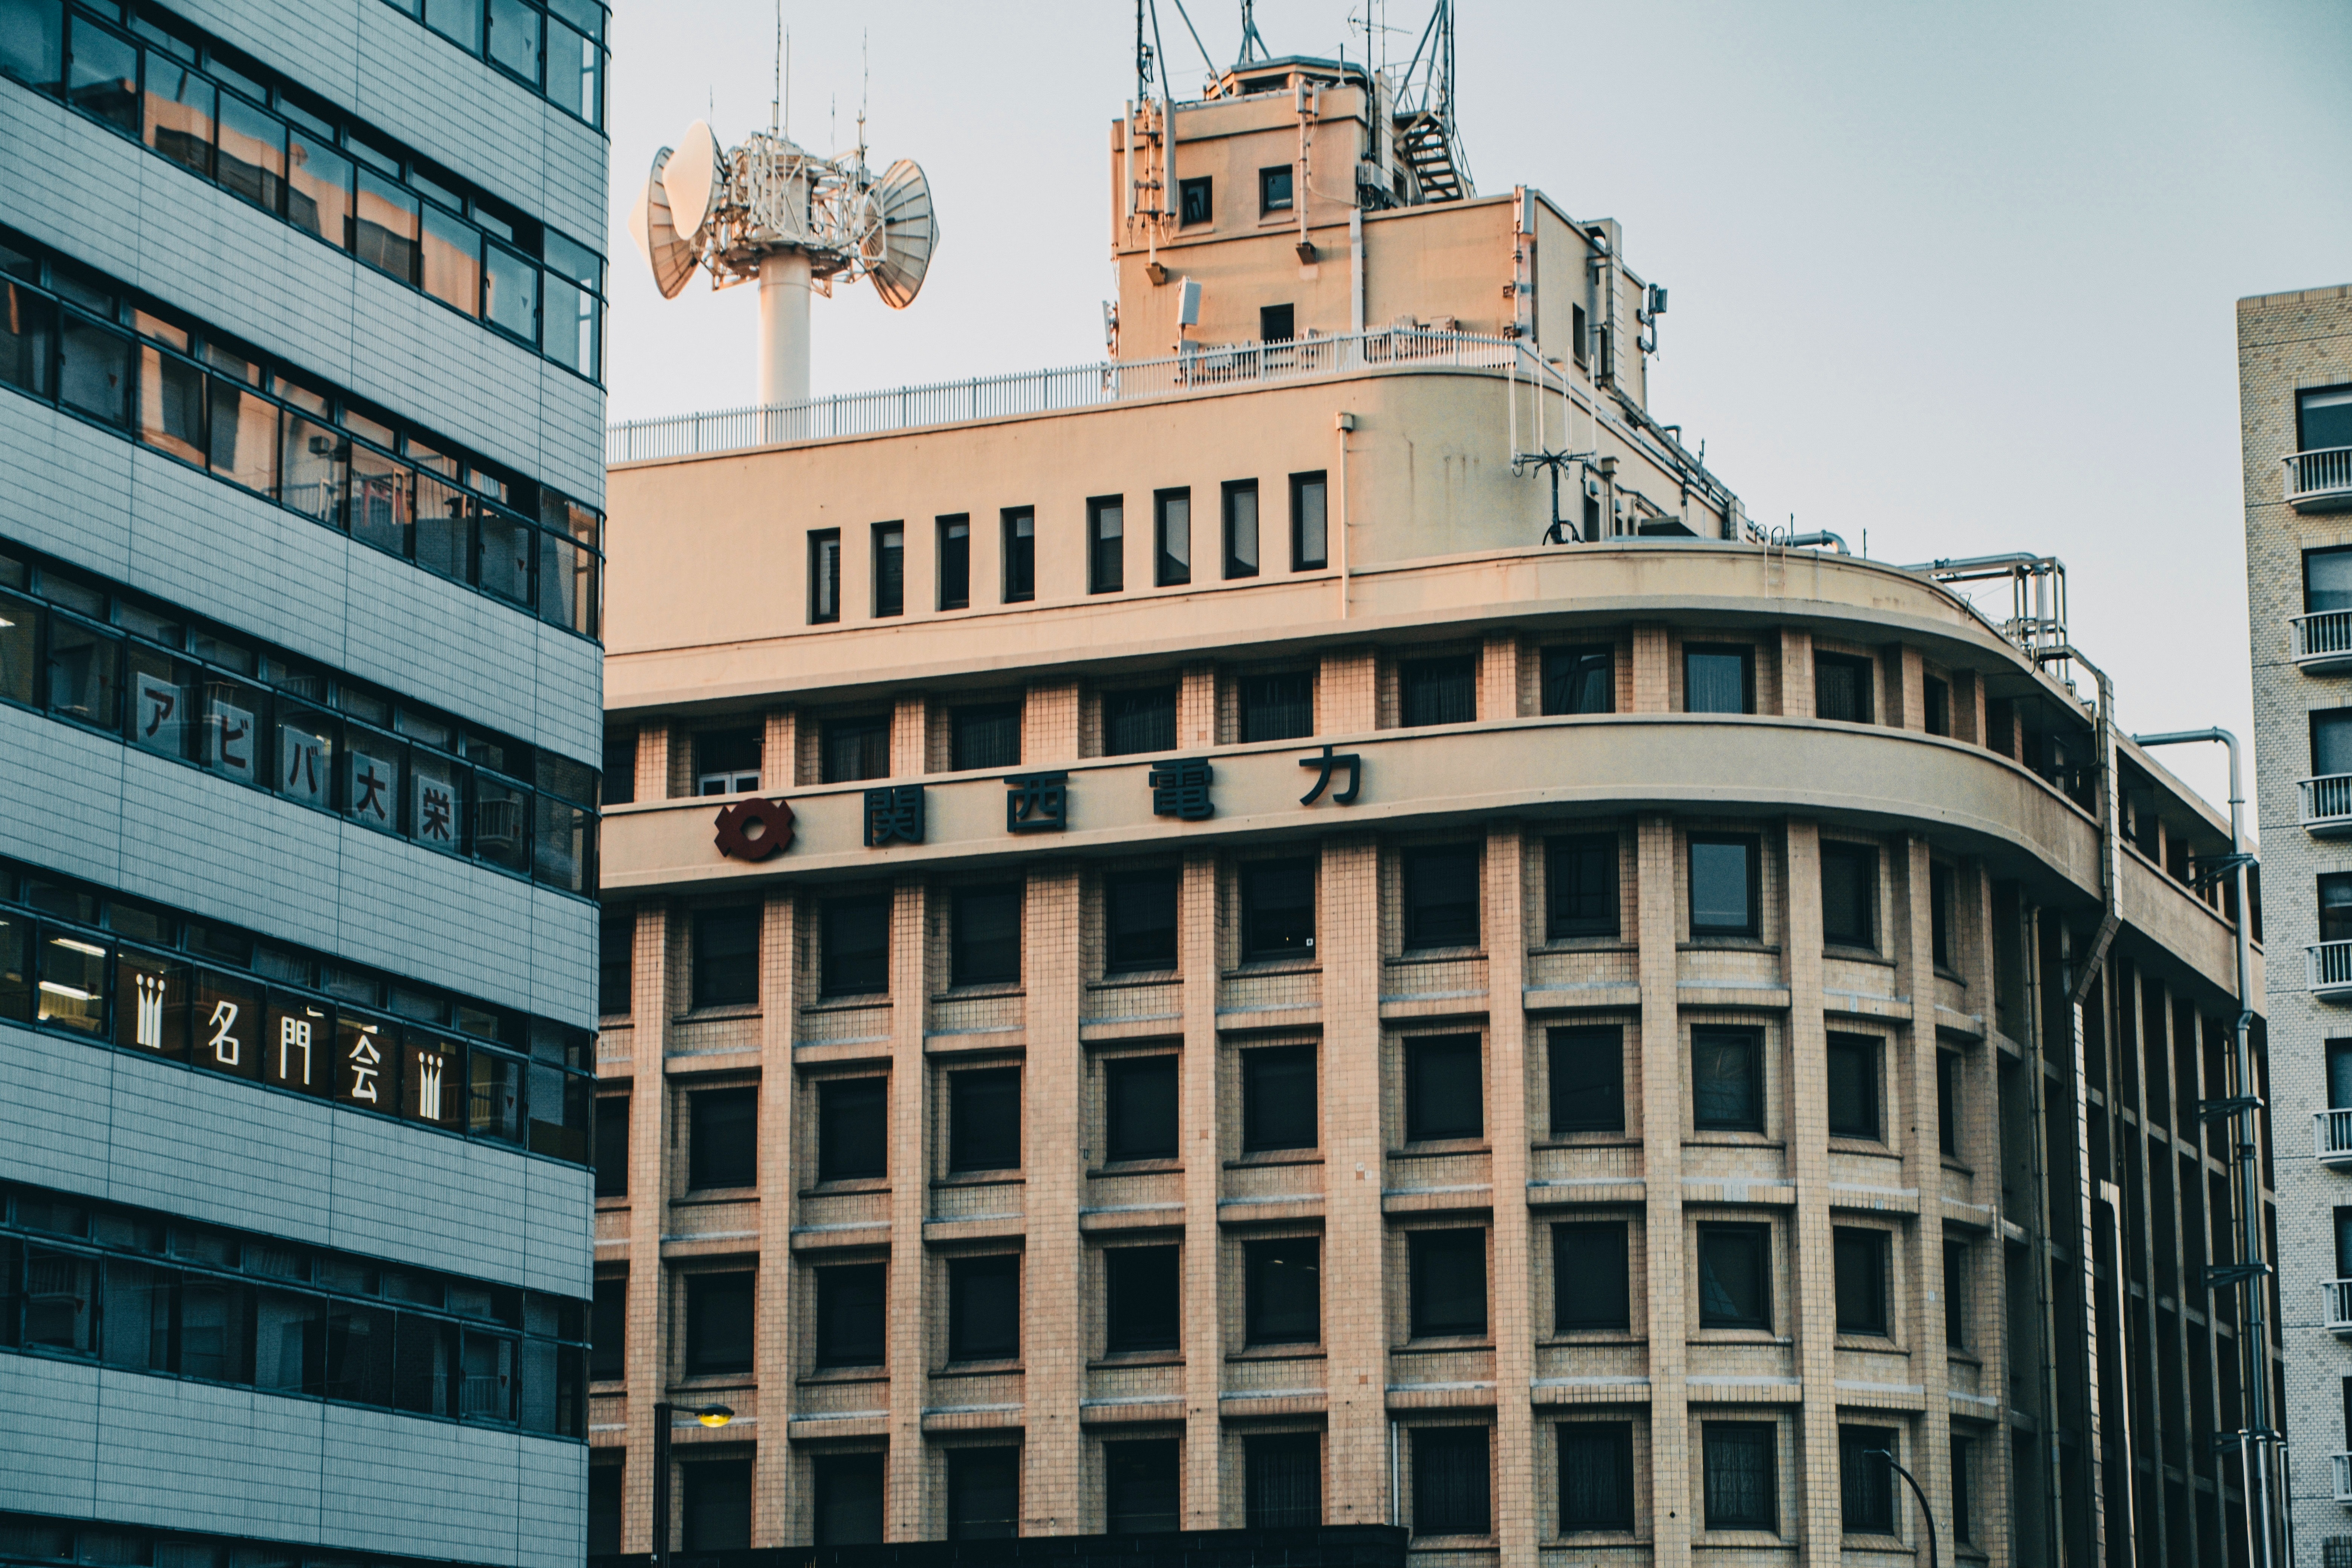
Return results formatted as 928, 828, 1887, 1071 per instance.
607, 328, 1520, 464
2298, 611, 2352, 667
2321, 1110, 2352, 1164
2303, 776, 2352, 833
2326, 1280, 2352, 1332
2337, 1452, 2352, 1504
2290, 448, 2352, 507
2312, 942, 2352, 997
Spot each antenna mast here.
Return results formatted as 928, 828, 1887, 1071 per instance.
1237, 0, 1271, 63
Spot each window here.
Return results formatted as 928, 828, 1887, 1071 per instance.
1259, 303, 1295, 343
816, 1077, 887, 1182
1944, 1239, 1967, 1347
588, 1459, 623, 1554
951, 703, 1021, 770
1223, 480, 1259, 578
593, 1096, 629, 1197
1102, 685, 1176, 756
1001, 508, 1035, 603
815, 1263, 885, 1366
695, 727, 760, 796
1290, 472, 1328, 570
1104, 1245, 1180, 1352
1703, 1423, 1776, 1532
1833, 1228, 1888, 1335
1548, 1025, 1624, 1134
1088, 496, 1124, 593
1839, 1426, 1897, 1534
1411, 1427, 1490, 1536
1552, 1222, 1630, 1331
1696, 1224, 1770, 1328
871, 522, 904, 617
2323, 873, 2352, 943
1406, 1033, 1483, 1142
1400, 654, 1476, 726
1692, 1026, 1762, 1132
1245, 1236, 1320, 1344
1687, 834, 1758, 937
1683, 644, 1753, 714
1814, 652, 1873, 723
1930, 861, 1956, 970
688, 1088, 756, 1190
951, 884, 1021, 987
599, 910, 631, 1016
2301, 384, 2352, 452
1951, 1436, 1974, 1546
602, 728, 636, 805
1923, 674, 1951, 737
1242, 1044, 1317, 1151
1557, 1423, 1635, 1533
1409, 1228, 1487, 1337
2338, 1205, 2352, 1280
821, 715, 890, 783
813, 1452, 885, 1546
1547, 833, 1618, 938
809, 528, 841, 623
948, 1447, 1018, 1539
2307, 546, 2352, 613
590, 1276, 625, 1379
684, 1271, 753, 1374
1104, 1054, 1178, 1162
1245, 1433, 1320, 1528
1105, 1438, 1179, 1533
681, 1458, 752, 1551
1154, 488, 1191, 586
1104, 866, 1178, 972
1259, 165, 1294, 214
1571, 303, 1589, 366
1241, 858, 1315, 959
1403, 844, 1480, 950
821, 893, 890, 996
937, 515, 970, 610
2315, 709, 2352, 778
2332, 1039, 2352, 1111
691, 907, 757, 1009
1237, 669, 1312, 741
1820, 841, 1876, 949
1178, 176, 1212, 227
1937, 1051, 1960, 1156
1542, 645, 1613, 715
948, 1066, 1021, 1173
948, 1253, 1019, 1361
1825, 1033, 1880, 1140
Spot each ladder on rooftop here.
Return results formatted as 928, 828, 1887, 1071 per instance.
1396, 112, 1467, 203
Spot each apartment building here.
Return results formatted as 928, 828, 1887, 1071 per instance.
0, 2, 607, 1566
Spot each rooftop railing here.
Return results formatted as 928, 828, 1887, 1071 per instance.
2288, 447, 2352, 511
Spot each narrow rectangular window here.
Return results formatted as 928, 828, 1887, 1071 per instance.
1930, 861, 1956, 969
1692, 1025, 1763, 1132
1088, 496, 1124, 593
1408, 1228, 1487, 1337
1702, 1424, 1777, 1531
821, 715, 890, 783
1832, 1228, 1888, 1335
1839, 1426, 1897, 1533
1154, 488, 1190, 586
2315, 709, 2352, 778
688, 1087, 756, 1190
1951, 1436, 1974, 1545
1687, 834, 1758, 937
1259, 165, 1294, 213
816, 1077, 887, 1182
1814, 651, 1874, 723
1001, 508, 1035, 603
2308, 546, 2352, 614
1405, 1033, 1483, 1142
599, 909, 632, 1016
1237, 669, 1312, 741
1410, 1426, 1490, 1536
937, 515, 970, 610
815, 1263, 885, 1366
1542, 645, 1614, 715
684, 1271, 753, 1374
1696, 1223, 1770, 1328
1571, 303, 1589, 366
808, 528, 841, 623
1102, 685, 1176, 756
1547, 1025, 1623, 1134
602, 728, 637, 805
820, 893, 890, 997
1400, 654, 1476, 726
1557, 1423, 1635, 1533
1245, 1433, 1320, 1529
947, 1254, 1019, 1361
1104, 1054, 1179, 1162
1178, 176, 1213, 227
589, 1277, 625, 1378
691, 907, 758, 1009
1403, 843, 1481, 950
1683, 643, 1754, 714
1824, 1032, 1880, 1140
948, 1066, 1021, 1173
947, 1447, 1018, 1539
1820, 841, 1876, 949
813, 1452, 885, 1546
1104, 867, 1179, 972
1105, 1438, 1180, 1534
1240, 858, 1315, 960
1944, 1239, 1967, 1347
593, 1096, 629, 1197
1551, 1222, 1629, 1330
1244, 1236, 1320, 1344
1242, 1044, 1317, 1151
1104, 1245, 1180, 1351
680, 1459, 752, 1551
1923, 674, 1951, 736
1938, 1050, 1960, 1155
1547, 833, 1619, 938
950, 884, 1021, 988
1291, 472, 1328, 570
1223, 480, 1259, 578
951, 703, 1021, 770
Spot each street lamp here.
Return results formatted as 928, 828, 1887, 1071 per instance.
651, 1402, 734, 1567
1869, 1449, 1938, 1568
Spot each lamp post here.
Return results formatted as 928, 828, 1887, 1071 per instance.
651, 1403, 733, 1567
1870, 1450, 1938, 1568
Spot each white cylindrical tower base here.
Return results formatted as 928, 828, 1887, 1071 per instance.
756, 249, 813, 409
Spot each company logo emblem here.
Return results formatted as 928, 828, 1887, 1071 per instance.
714, 798, 795, 861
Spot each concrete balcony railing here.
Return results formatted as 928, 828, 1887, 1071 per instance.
2337, 1453, 2352, 1504
2296, 611, 2352, 673
2289, 448, 2352, 511
2326, 1280, 2352, 1332
2321, 1110, 2352, 1165
2313, 943, 2352, 999
2302, 776, 2352, 836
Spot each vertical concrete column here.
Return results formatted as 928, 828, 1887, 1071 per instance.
1479, 631, 1519, 723
885, 877, 933, 1538
636, 722, 672, 803
1320, 835, 1388, 1521
1321, 647, 1377, 735
1023, 862, 1084, 1533
1957, 669, 1984, 747
1781, 820, 1840, 1568
1779, 629, 1814, 721
1635, 814, 1690, 1568
1179, 851, 1223, 1525
1179, 664, 1217, 751
893, 695, 930, 779
1896, 836, 1951, 1545
623, 903, 676, 1551
1484, 822, 1537, 1562
1026, 681, 1080, 764
755, 889, 799, 1542
761, 709, 796, 795
1630, 627, 1671, 714
1961, 864, 2012, 1563
1895, 645, 1926, 732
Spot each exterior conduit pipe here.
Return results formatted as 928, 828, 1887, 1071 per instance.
1778, 531, 1848, 554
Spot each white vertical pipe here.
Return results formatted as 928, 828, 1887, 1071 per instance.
756, 250, 812, 409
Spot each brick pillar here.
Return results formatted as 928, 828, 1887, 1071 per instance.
1179, 664, 1217, 752
1781, 629, 1814, 722
1479, 631, 1518, 724
623, 903, 675, 1551
1895, 645, 1926, 732
1484, 822, 1537, 1562
1635, 815, 1689, 1567
1024, 862, 1084, 1532
1321, 647, 1377, 735
667, 721, 694, 799
1026, 681, 1080, 764
893, 694, 929, 779
885, 877, 933, 1538
1783, 820, 1840, 1568
1321, 834, 1387, 1521
636, 722, 672, 803
1897, 835, 1952, 1551
1179, 850, 1223, 1525
761, 709, 796, 795
754, 889, 799, 1541
1957, 669, 1984, 747
1630, 626, 1671, 714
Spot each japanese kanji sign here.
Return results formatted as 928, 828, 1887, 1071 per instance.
1148, 757, 1215, 820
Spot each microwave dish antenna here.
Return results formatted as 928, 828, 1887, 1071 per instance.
625, 148, 698, 301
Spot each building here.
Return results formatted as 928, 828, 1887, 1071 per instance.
2243, 280, 2352, 1564
593, 40, 2272, 1568
0, 2, 608, 1566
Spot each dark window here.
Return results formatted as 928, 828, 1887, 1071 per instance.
603, 729, 637, 805
1154, 488, 1191, 586
948, 1447, 1018, 1539
816, 1077, 887, 1182
1245, 1236, 1320, 1344
951, 703, 1021, 771
684, 1271, 753, 1374
2332, 1040, 2352, 1111
951, 884, 1021, 987
1571, 302, 1589, 366
1937, 1051, 1960, 1156
1259, 303, 1294, 343
1104, 866, 1179, 973
1105, 1245, 1180, 1352
1102, 685, 1176, 756
2323, 874, 2352, 943
1409, 1228, 1487, 1337
1692, 1026, 1762, 1132
1542, 645, 1614, 715
1242, 1045, 1317, 1151
2337, 1206, 2352, 1279
1548, 1025, 1624, 1134
1106, 1438, 1180, 1533
1697, 1224, 1770, 1328
815, 1263, 885, 1367
1245, 1433, 1320, 1528
2308, 546, 2352, 614
1223, 480, 1259, 578
599, 909, 632, 1015
1178, 176, 1212, 227
1930, 861, 1956, 970
1290, 472, 1328, 570
948, 1253, 1020, 1361
1259, 165, 1294, 213
1684, 644, 1753, 714
1820, 841, 1876, 949
809, 529, 841, 623
813, 1452, 885, 1546
821, 893, 890, 996
1923, 675, 1951, 736
1400, 654, 1476, 726
1833, 1228, 1888, 1334
1557, 1423, 1635, 1533
1241, 858, 1315, 959
688, 1087, 757, 1190
588, 1460, 623, 1554
1552, 1222, 1630, 1331
1403, 844, 1480, 950
872, 522, 904, 617
1238, 669, 1313, 741
1088, 496, 1124, 593
1411, 1426, 1490, 1536
590, 1276, 625, 1380
2300, 384, 2352, 452
1547, 833, 1618, 938
1001, 508, 1035, 603
1405, 1033, 1483, 1142
1104, 1054, 1179, 1162
2315, 709, 2352, 778
1951, 1436, 1974, 1545
1825, 1033, 1879, 1140
695, 727, 761, 796
949, 1067, 1021, 1173
1814, 652, 1874, 723
691, 907, 758, 1009
681, 1458, 752, 1551
937, 515, 970, 611
821, 716, 890, 783
1703, 1422, 1776, 1532
1944, 1239, 1967, 1347
1839, 1426, 1897, 1533
593, 1096, 629, 1198
1688, 834, 1758, 937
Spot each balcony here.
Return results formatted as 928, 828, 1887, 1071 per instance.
2328, 1280, 2352, 1332
2290, 449, 2352, 512
2297, 612, 2352, 674
2322, 1110, 2352, 1165
2314, 943, 2352, 1000
2337, 1453, 2352, 1505
2303, 776, 2352, 836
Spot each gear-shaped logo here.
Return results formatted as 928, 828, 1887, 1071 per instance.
713, 797, 794, 861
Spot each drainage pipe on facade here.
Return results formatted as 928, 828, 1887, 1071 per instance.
2021, 902, 2066, 1568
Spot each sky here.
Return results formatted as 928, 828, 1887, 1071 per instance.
600, 0, 2352, 812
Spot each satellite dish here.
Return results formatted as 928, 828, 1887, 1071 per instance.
665, 119, 725, 240
867, 158, 937, 311
626, 147, 697, 300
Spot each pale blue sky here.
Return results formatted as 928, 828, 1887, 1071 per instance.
603, 0, 2352, 809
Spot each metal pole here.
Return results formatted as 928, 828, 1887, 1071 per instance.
1871, 1450, 1940, 1568
652, 1400, 673, 1567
